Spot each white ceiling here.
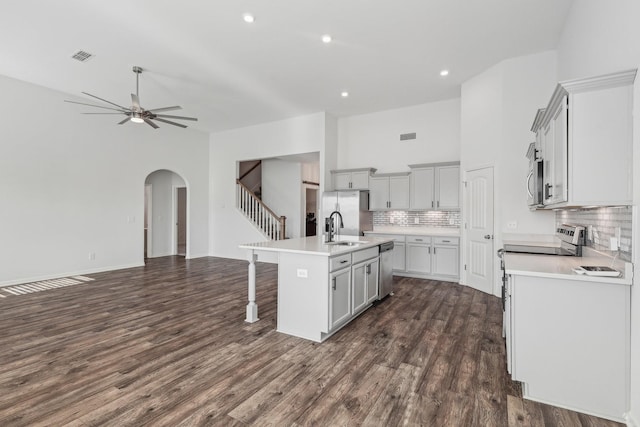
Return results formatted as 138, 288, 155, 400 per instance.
1, 0, 573, 133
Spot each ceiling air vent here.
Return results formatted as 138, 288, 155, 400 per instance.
400, 132, 417, 141
71, 50, 94, 62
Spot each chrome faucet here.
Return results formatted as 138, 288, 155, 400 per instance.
325, 210, 344, 243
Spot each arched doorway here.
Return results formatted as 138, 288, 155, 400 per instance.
144, 170, 188, 259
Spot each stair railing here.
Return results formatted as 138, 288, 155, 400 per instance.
236, 179, 286, 240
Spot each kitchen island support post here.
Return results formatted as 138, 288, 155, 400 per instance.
245, 251, 259, 323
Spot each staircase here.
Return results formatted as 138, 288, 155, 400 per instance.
236, 179, 287, 240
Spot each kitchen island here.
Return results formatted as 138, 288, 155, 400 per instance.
239, 235, 393, 342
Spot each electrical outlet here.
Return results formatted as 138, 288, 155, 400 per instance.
297, 269, 308, 278
389, 217, 394, 224
507, 221, 517, 229
610, 237, 619, 251
89, 252, 96, 260
449, 218, 455, 225
414, 217, 419, 224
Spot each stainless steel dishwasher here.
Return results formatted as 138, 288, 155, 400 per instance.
378, 241, 394, 299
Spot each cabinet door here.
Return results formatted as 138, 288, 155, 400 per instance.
436, 166, 460, 209
366, 258, 379, 304
432, 245, 459, 277
369, 176, 389, 210
389, 175, 410, 209
542, 120, 554, 205
410, 167, 435, 209
393, 242, 406, 272
551, 97, 568, 204
351, 261, 368, 314
329, 267, 351, 330
333, 172, 352, 190
406, 243, 431, 274
350, 171, 370, 190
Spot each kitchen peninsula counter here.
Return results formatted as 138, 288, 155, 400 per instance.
504, 248, 632, 285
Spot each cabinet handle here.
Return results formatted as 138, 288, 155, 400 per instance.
415, 238, 423, 242
431, 201, 434, 208
428, 246, 431, 254
442, 240, 450, 243
340, 260, 348, 264
437, 201, 440, 208
332, 277, 337, 290
544, 183, 552, 199
366, 264, 371, 274
434, 247, 437, 254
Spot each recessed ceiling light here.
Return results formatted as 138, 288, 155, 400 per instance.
341, 91, 349, 98
243, 13, 255, 23
322, 34, 332, 43
440, 69, 449, 77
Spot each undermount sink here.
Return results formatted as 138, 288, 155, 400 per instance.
325, 241, 362, 246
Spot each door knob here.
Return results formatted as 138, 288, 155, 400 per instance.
484, 234, 493, 240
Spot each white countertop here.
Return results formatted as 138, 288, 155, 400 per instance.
239, 235, 393, 257
365, 226, 460, 237
504, 248, 632, 285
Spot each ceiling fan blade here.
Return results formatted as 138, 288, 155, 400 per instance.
118, 117, 131, 125
153, 114, 198, 121
153, 117, 188, 128
82, 112, 128, 115
81, 91, 130, 110
131, 93, 141, 110
144, 118, 160, 129
64, 100, 127, 112
146, 106, 182, 113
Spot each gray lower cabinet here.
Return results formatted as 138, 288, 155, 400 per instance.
432, 237, 459, 277
366, 233, 459, 282
393, 242, 406, 271
352, 258, 379, 314
406, 236, 432, 274
329, 267, 351, 330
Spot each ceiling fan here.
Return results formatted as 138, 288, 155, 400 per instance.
64, 66, 197, 129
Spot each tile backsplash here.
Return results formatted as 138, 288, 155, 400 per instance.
556, 206, 632, 259
374, 210, 461, 228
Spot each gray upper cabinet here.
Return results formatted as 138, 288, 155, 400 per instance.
409, 162, 460, 210
331, 168, 376, 190
369, 173, 410, 210
534, 69, 635, 208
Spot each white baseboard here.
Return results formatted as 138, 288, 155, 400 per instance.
627, 411, 639, 427
0, 262, 144, 288
147, 251, 173, 258
186, 253, 209, 259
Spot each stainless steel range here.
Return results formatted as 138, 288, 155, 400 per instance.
502, 224, 586, 257
497, 224, 586, 312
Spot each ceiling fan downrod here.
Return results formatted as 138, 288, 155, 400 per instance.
132, 66, 142, 99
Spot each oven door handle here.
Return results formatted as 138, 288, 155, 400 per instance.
526, 170, 534, 199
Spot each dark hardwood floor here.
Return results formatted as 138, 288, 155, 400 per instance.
0, 256, 623, 426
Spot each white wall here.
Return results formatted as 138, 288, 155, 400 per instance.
556, 2, 640, 424
145, 170, 186, 257
262, 159, 303, 239
460, 51, 558, 295
209, 112, 330, 260
337, 99, 461, 172
0, 74, 210, 286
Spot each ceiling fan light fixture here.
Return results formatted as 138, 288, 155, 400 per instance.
131, 112, 144, 123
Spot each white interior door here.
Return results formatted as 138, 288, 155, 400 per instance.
464, 167, 494, 294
